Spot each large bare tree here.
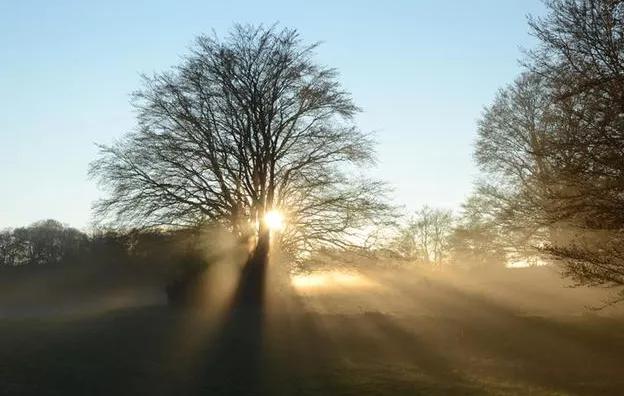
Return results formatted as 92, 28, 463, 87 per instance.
475, 0, 624, 301
90, 25, 392, 267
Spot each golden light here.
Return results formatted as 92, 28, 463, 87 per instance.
264, 210, 285, 231
291, 270, 379, 292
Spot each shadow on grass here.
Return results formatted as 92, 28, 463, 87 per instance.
193, 251, 269, 395
1, 267, 624, 395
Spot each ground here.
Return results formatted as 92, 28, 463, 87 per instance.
0, 265, 623, 395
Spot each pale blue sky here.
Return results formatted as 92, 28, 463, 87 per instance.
0, 0, 545, 230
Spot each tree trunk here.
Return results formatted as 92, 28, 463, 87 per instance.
235, 226, 270, 307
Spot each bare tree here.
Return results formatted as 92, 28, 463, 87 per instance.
90, 25, 392, 268
474, 73, 558, 251
394, 206, 453, 266
0, 229, 22, 266
447, 194, 507, 270
526, 0, 624, 231
474, 0, 624, 301
0, 220, 89, 266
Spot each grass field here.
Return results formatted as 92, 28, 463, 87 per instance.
0, 266, 623, 395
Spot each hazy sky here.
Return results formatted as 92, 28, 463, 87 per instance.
0, 0, 546, 230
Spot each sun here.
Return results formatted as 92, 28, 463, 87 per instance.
264, 210, 285, 231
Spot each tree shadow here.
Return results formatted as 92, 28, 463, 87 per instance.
189, 253, 269, 395
385, 277, 624, 394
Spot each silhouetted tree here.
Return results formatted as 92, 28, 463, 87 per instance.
394, 206, 453, 266
0, 229, 23, 266
474, 73, 555, 252
526, 0, 624, 231
447, 195, 507, 270
90, 24, 392, 269
475, 0, 624, 300
0, 220, 89, 266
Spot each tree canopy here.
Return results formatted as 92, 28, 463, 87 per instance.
90, 24, 393, 259
474, 0, 624, 295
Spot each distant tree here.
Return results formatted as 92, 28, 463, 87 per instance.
0, 220, 89, 266
90, 24, 393, 269
429, 208, 454, 265
394, 206, 453, 266
447, 194, 507, 270
475, 0, 624, 300
89, 229, 131, 263
0, 229, 22, 266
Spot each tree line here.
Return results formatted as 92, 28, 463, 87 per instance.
0, 219, 203, 269
0, 211, 507, 272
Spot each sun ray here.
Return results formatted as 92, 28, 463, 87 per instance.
264, 210, 285, 231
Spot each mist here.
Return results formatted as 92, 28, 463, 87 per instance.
4, 1, 624, 395
1, 238, 623, 394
